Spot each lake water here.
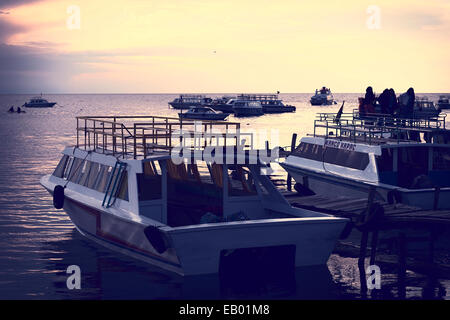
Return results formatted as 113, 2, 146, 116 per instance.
0, 93, 449, 299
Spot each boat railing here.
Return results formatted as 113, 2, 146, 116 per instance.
76, 115, 253, 159
313, 111, 448, 145
237, 94, 278, 101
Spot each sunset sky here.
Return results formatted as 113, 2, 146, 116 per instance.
0, 0, 449, 93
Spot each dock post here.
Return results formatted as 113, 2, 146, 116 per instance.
398, 232, 407, 299
287, 133, 297, 191
359, 231, 369, 297
370, 230, 379, 266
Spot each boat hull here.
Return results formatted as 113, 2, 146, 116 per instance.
41, 176, 346, 276
263, 106, 296, 113
233, 108, 263, 117
178, 113, 229, 121
281, 163, 450, 210
24, 102, 56, 108
169, 102, 202, 110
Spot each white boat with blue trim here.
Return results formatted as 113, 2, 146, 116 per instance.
40, 115, 347, 276
281, 112, 450, 210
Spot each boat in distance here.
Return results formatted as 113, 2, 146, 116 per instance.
232, 100, 264, 117
23, 95, 56, 108
178, 106, 229, 121
437, 95, 450, 110
40, 115, 348, 276
310, 87, 335, 106
236, 94, 296, 113
169, 94, 213, 110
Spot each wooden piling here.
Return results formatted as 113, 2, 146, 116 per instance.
286, 133, 297, 191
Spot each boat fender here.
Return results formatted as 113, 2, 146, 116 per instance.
339, 221, 353, 239
144, 226, 168, 254
387, 190, 401, 205
53, 185, 65, 209
355, 203, 384, 231
293, 183, 315, 196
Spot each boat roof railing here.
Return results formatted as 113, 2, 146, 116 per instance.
179, 94, 206, 99
76, 115, 255, 160
312, 111, 449, 145
237, 94, 279, 101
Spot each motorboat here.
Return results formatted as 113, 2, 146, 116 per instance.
310, 87, 335, 106
413, 97, 440, 118
169, 95, 213, 110
437, 96, 450, 110
178, 106, 229, 121
23, 95, 56, 108
40, 115, 347, 276
237, 94, 296, 113
232, 100, 264, 117
280, 111, 450, 210
207, 96, 237, 113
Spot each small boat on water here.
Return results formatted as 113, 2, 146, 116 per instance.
232, 100, 264, 117
23, 95, 56, 108
237, 94, 296, 113
281, 111, 450, 210
310, 87, 335, 106
169, 94, 213, 110
40, 115, 347, 276
437, 95, 450, 110
179, 106, 229, 121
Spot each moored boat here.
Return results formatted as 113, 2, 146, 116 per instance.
280, 112, 450, 210
237, 94, 296, 113
179, 106, 229, 121
310, 87, 335, 106
437, 95, 450, 110
232, 100, 264, 117
169, 94, 213, 110
40, 115, 347, 276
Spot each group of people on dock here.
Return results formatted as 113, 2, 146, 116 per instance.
360, 86, 415, 117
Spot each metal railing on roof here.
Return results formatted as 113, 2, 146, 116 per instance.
76, 115, 250, 159
313, 112, 448, 145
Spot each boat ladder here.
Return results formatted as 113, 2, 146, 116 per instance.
102, 161, 127, 208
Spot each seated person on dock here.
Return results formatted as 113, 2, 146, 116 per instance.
377, 89, 390, 114
398, 87, 415, 118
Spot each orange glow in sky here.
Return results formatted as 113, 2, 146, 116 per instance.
1, 0, 449, 93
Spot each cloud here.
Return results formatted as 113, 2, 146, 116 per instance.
0, 0, 43, 10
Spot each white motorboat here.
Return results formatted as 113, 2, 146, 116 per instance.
169, 94, 212, 110
280, 112, 450, 210
232, 100, 264, 117
23, 95, 56, 108
310, 87, 335, 106
40, 115, 347, 276
207, 96, 237, 113
178, 106, 229, 121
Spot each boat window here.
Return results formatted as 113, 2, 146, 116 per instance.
78, 161, 92, 186
63, 157, 74, 180
53, 155, 69, 178
95, 165, 112, 193
433, 147, 450, 170
376, 148, 394, 172
86, 162, 101, 189
68, 158, 85, 183
293, 142, 370, 170
137, 162, 162, 201
116, 172, 129, 201
323, 148, 369, 171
